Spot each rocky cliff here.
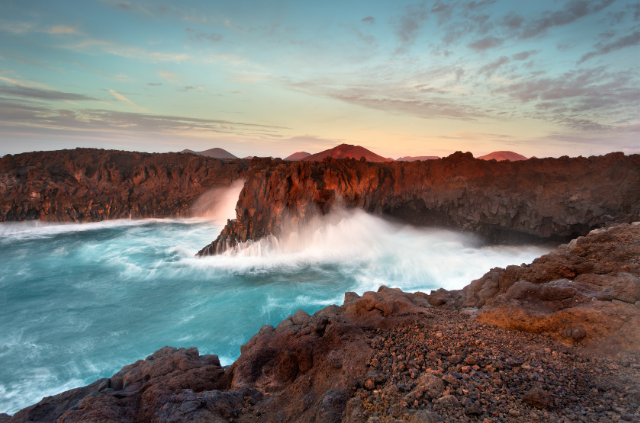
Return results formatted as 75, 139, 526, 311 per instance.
198, 152, 640, 255
5, 224, 640, 423
0, 149, 248, 222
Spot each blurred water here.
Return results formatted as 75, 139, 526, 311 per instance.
0, 203, 549, 414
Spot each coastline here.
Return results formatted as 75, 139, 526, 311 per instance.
5, 223, 639, 423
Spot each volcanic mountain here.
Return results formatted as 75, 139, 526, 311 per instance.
181, 148, 237, 159
284, 151, 311, 161
301, 144, 393, 162
396, 155, 439, 161
477, 151, 527, 161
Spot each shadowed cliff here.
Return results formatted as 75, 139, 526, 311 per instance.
198, 151, 640, 255
0, 149, 248, 222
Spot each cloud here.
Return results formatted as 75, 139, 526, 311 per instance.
158, 72, 180, 83
394, 2, 429, 48
579, 31, 640, 63
0, 98, 287, 140
186, 28, 224, 42
361, 16, 375, 24
478, 56, 510, 75
500, 13, 524, 30
518, 0, 616, 39
329, 92, 489, 121
47, 25, 81, 35
0, 22, 34, 34
180, 86, 203, 92
0, 21, 81, 36
107, 89, 145, 111
512, 50, 539, 61
148, 83, 162, 86
468, 36, 503, 50
59, 39, 190, 63
0, 82, 98, 102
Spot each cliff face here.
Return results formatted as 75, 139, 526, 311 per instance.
0, 149, 248, 222
198, 152, 640, 255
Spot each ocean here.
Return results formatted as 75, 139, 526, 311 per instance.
0, 184, 549, 414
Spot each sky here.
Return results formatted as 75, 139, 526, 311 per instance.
0, 0, 638, 159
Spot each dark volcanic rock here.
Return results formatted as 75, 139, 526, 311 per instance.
198, 152, 640, 255
0, 148, 248, 222
423, 222, 640, 352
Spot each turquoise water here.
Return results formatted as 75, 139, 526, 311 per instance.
0, 211, 549, 414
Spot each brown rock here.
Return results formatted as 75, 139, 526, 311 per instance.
524, 387, 554, 409
199, 152, 640, 255
0, 149, 248, 223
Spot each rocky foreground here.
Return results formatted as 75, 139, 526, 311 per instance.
0, 149, 248, 222
198, 152, 640, 255
4, 223, 640, 422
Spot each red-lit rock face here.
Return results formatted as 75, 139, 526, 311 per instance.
0, 149, 248, 222
198, 152, 640, 255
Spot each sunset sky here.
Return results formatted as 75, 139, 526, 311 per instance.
0, 0, 638, 159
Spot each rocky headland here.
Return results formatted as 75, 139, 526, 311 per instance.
0, 149, 248, 222
4, 223, 640, 423
198, 152, 640, 255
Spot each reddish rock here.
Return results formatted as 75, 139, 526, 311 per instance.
198, 152, 640, 255
428, 223, 640, 352
0, 149, 248, 222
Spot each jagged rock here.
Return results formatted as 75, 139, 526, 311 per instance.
429, 223, 640, 352
199, 152, 640, 255
0, 149, 248, 222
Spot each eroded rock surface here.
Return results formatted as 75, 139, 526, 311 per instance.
423, 223, 640, 353
0, 149, 248, 222
198, 152, 640, 255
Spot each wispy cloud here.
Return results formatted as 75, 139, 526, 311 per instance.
158, 72, 180, 83
0, 83, 98, 102
0, 21, 81, 36
47, 25, 81, 35
107, 89, 145, 111
394, 2, 429, 49
517, 0, 616, 39
59, 39, 190, 63
186, 28, 223, 42
579, 31, 640, 63
468, 36, 503, 50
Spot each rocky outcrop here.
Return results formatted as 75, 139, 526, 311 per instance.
422, 222, 640, 352
7, 225, 640, 422
0, 149, 248, 222
198, 152, 640, 255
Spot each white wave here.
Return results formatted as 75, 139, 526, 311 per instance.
0, 217, 212, 241
190, 179, 245, 224
196, 209, 549, 291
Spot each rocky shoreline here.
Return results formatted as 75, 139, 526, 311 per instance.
0, 149, 248, 222
4, 223, 639, 423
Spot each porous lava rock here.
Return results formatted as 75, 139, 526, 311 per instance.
422, 223, 640, 352
198, 152, 640, 255
0, 149, 248, 222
